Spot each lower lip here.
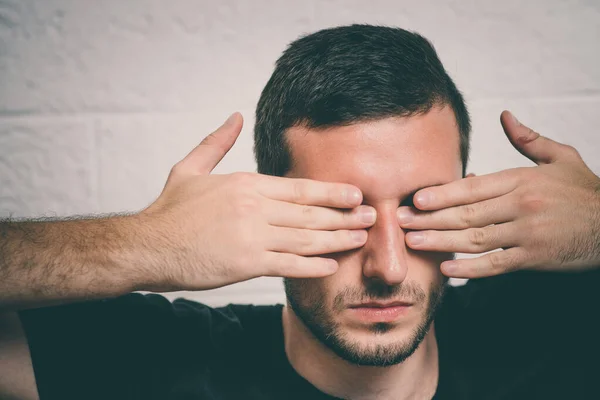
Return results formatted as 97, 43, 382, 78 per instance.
348, 305, 411, 323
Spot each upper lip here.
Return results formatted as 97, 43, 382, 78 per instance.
349, 301, 412, 308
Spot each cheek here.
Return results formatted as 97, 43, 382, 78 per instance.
411, 247, 454, 263
406, 251, 449, 284
286, 277, 330, 308
322, 256, 363, 287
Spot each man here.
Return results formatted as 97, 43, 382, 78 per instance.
0, 24, 599, 400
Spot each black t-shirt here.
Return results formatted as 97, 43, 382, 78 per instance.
19, 270, 600, 400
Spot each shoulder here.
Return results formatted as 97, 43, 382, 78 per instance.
166, 298, 284, 341
18, 294, 286, 399
436, 269, 600, 360
20, 293, 284, 357
436, 271, 600, 399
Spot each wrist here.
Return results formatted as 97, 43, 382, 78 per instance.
115, 211, 174, 293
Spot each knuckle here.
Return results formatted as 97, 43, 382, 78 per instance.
301, 206, 319, 228
526, 127, 539, 140
460, 204, 477, 228
342, 229, 363, 245
201, 132, 228, 152
231, 195, 260, 217
561, 143, 577, 154
465, 177, 481, 194
302, 204, 315, 217
229, 173, 257, 196
323, 230, 350, 252
488, 251, 506, 271
316, 233, 337, 253
519, 191, 545, 214
200, 133, 217, 147
295, 229, 314, 250
293, 181, 309, 204
230, 171, 253, 185
468, 228, 487, 247
563, 144, 582, 160
170, 161, 186, 177
340, 229, 355, 245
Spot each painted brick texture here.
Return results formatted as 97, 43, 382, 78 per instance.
1, 0, 598, 305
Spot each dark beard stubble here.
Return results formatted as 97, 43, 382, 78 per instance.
284, 277, 448, 367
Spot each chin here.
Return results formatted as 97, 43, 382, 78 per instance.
325, 319, 434, 367
329, 329, 427, 367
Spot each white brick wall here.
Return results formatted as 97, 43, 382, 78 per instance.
1, 0, 599, 306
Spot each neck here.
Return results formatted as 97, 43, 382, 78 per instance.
282, 305, 439, 400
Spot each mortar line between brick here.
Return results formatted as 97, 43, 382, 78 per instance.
1, 93, 599, 120
0, 110, 227, 121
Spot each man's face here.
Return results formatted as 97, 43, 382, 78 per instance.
283, 106, 462, 366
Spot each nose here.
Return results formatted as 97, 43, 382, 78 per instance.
361, 205, 408, 285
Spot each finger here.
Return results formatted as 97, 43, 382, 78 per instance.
440, 248, 529, 278
177, 112, 243, 175
405, 223, 517, 254
413, 171, 517, 211
267, 227, 367, 256
398, 195, 516, 230
256, 176, 363, 208
262, 252, 339, 278
500, 110, 572, 165
266, 200, 377, 230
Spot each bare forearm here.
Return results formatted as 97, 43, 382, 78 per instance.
0, 214, 154, 310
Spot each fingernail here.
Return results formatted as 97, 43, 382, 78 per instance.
360, 207, 376, 224
397, 208, 414, 225
407, 232, 424, 245
442, 261, 458, 274
345, 189, 362, 204
223, 112, 238, 127
351, 230, 367, 242
510, 112, 520, 126
415, 191, 433, 207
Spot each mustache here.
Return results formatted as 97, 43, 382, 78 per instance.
332, 280, 427, 312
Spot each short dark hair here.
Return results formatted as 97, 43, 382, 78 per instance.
254, 24, 471, 177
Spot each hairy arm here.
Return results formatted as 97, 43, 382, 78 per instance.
0, 214, 159, 399
0, 214, 155, 311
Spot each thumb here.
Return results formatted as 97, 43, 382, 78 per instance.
180, 112, 243, 174
500, 110, 564, 165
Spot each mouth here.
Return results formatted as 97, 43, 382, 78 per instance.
347, 301, 413, 323
349, 301, 413, 309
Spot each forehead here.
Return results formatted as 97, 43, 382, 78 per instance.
285, 106, 462, 200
